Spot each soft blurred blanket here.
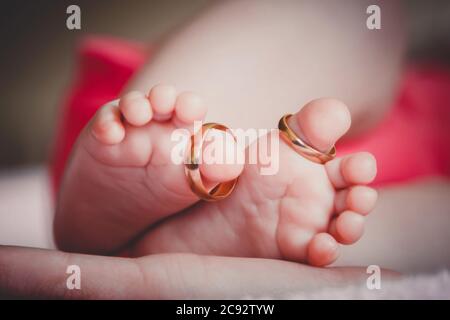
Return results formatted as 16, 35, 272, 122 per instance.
281, 270, 450, 299
0, 166, 54, 249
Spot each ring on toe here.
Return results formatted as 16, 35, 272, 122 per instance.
185, 123, 239, 201
278, 114, 336, 164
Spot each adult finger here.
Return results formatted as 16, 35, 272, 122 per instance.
0, 246, 399, 299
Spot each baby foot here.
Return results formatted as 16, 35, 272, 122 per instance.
54, 85, 243, 253
132, 99, 378, 266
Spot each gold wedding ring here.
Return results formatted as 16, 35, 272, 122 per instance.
185, 123, 239, 201
278, 114, 336, 164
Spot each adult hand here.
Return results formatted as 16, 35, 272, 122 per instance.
0, 246, 397, 299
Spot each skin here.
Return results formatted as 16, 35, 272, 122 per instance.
55, 89, 377, 266
130, 97, 378, 267
54, 86, 244, 254
127, 0, 406, 137
0, 246, 399, 299
55, 0, 400, 264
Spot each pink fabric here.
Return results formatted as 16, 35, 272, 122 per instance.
50, 36, 148, 192
50, 36, 450, 192
337, 65, 450, 186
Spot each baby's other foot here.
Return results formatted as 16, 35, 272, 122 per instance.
132, 99, 377, 266
54, 85, 243, 254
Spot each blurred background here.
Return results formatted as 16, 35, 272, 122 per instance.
0, 0, 208, 168
0, 0, 449, 170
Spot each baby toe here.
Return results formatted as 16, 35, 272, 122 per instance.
346, 186, 378, 216
330, 210, 365, 245
307, 233, 339, 267
91, 101, 125, 145
277, 199, 330, 263
174, 91, 207, 126
277, 226, 316, 262
334, 186, 377, 215
119, 91, 152, 126
288, 98, 351, 153
342, 152, 377, 185
148, 84, 177, 121
326, 152, 377, 189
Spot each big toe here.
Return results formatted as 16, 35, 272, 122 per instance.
287, 98, 351, 153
